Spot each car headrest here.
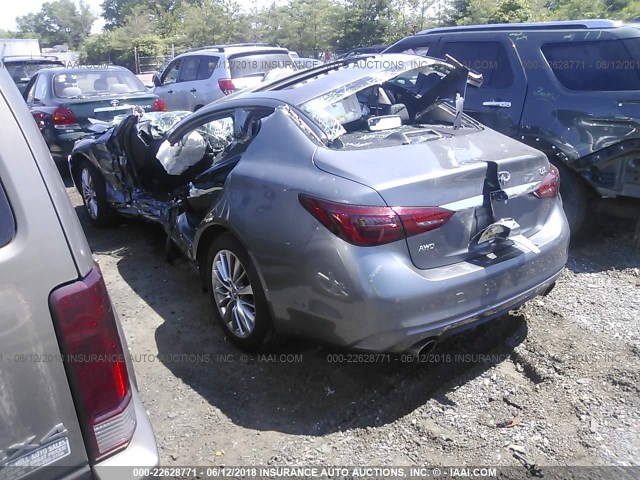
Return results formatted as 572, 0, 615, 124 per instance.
389, 103, 410, 124
94, 79, 108, 91
61, 87, 82, 97
110, 83, 130, 94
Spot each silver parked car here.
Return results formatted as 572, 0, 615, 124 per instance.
150, 44, 295, 111
0, 66, 158, 478
71, 54, 570, 354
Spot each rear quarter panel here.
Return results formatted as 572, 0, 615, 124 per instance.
194, 107, 387, 332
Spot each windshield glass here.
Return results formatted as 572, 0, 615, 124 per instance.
53, 70, 146, 98
6, 61, 61, 83
299, 58, 468, 141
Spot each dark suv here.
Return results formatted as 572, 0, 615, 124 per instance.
386, 20, 640, 232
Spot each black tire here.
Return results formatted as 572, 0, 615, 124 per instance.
78, 161, 117, 227
206, 233, 276, 352
551, 160, 589, 236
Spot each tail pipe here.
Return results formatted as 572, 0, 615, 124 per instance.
408, 338, 438, 358
542, 281, 556, 297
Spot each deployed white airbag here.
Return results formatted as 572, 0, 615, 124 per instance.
156, 131, 206, 175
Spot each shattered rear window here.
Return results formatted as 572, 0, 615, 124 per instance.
299, 60, 450, 141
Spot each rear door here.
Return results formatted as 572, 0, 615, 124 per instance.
0, 79, 90, 478
432, 34, 527, 137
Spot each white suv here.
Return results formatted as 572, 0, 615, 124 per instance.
151, 44, 295, 111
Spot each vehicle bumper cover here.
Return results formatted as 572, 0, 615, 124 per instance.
272, 202, 569, 352
92, 385, 159, 480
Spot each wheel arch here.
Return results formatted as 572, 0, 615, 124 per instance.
69, 151, 93, 190
195, 221, 277, 327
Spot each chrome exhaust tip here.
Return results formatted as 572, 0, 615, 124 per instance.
408, 338, 437, 358
542, 281, 556, 297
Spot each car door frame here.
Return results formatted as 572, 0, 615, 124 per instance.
430, 32, 528, 138
175, 55, 204, 111
155, 57, 184, 110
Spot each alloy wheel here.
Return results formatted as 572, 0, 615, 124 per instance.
81, 167, 98, 220
211, 249, 256, 338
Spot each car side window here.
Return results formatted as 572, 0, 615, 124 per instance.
180, 56, 201, 82
161, 59, 182, 85
25, 75, 37, 102
0, 179, 15, 248
542, 39, 640, 91
439, 41, 514, 89
189, 113, 236, 165
34, 75, 48, 101
237, 107, 274, 138
197, 56, 219, 80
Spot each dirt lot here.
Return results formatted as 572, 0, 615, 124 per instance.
65, 183, 639, 472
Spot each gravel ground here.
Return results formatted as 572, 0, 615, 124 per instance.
65, 182, 640, 473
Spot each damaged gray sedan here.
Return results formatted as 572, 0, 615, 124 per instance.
70, 54, 569, 353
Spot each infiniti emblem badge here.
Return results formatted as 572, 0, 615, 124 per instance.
110, 99, 119, 107
498, 171, 511, 186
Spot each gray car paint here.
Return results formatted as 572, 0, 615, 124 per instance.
73, 55, 570, 352
0, 67, 158, 479
194, 106, 568, 351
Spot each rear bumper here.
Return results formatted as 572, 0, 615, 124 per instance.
42, 129, 86, 164
92, 385, 159, 480
353, 267, 561, 353
273, 202, 569, 352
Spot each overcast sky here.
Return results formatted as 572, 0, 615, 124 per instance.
1, 0, 277, 34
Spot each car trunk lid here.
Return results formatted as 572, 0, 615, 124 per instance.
62, 94, 157, 129
313, 127, 554, 269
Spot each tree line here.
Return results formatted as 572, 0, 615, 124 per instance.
3, 0, 640, 70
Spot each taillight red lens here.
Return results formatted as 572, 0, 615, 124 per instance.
49, 265, 135, 461
31, 111, 47, 127
218, 78, 236, 95
299, 195, 453, 246
52, 106, 79, 127
533, 164, 560, 199
395, 206, 455, 235
152, 98, 167, 111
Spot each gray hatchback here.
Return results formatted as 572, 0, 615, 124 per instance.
71, 54, 570, 354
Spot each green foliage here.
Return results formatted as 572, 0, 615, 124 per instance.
25, 0, 640, 70
16, 0, 95, 49
619, 0, 640, 20
457, 0, 532, 24
547, 0, 607, 20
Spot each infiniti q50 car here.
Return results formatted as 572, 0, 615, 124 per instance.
70, 54, 570, 353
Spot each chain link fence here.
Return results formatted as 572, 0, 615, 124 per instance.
135, 54, 175, 74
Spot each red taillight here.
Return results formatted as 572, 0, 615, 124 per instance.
31, 111, 47, 128
152, 98, 167, 111
395, 206, 455, 235
49, 265, 136, 461
52, 106, 79, 128
218, 78, 236, 95
299, 195, 453, 246
533, 164, 560, 199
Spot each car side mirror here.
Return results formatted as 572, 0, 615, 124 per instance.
367, 115, 402, 131
152, 73, 161, 87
